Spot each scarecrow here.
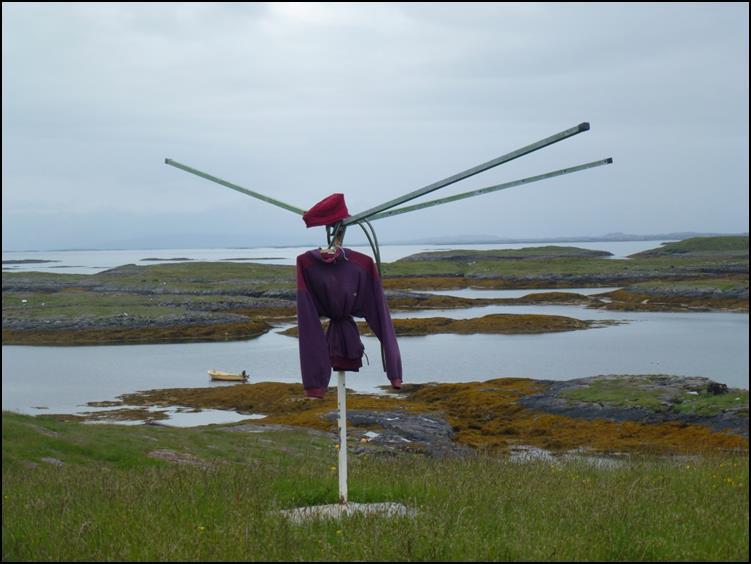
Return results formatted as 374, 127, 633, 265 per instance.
166, 121, 612, 505
296, 193, 402, 399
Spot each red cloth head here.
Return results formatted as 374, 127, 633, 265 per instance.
302, 193, 350, 228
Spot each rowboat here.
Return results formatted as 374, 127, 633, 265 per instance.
208, 369, 248, 382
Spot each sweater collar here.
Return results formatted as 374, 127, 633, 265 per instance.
311, 246, 346, 264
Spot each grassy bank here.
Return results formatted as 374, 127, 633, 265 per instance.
3, 411, 748, 562
2, 319, 271, 346
382, 237, 749, 294
631, 236, 749, 258
384, 237, 749, 280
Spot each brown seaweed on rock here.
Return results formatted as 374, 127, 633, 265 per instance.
116, 379, 748, 456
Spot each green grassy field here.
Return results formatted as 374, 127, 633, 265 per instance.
627, 277, 749, 294
2, 411, 748, 562
383, 254, 747, 279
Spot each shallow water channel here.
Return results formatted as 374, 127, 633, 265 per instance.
3, 296, 748, 425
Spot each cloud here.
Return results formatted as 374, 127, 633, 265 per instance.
2, 2, 748, 250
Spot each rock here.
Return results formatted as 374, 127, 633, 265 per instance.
220, 424, 328, 437
40, 457, 64, 466
147, 449, 209, 468
25, 424, 60, 438
518, 375, 748, 437
323, 410, 471, 457
278, 502, 416, 523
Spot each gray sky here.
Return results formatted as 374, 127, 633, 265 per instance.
2, 2, 749, 251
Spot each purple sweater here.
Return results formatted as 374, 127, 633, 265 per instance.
296, 247, 402, 398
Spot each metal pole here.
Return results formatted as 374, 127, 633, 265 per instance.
365, 158, 613, 222
343, 122, 591, 226
337, 370, 348, 505
164, 158, 306, 216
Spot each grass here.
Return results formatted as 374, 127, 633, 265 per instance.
1, 411, 329, 472
395, 246, 613, 261
280, 313, 597, 337
561, 381, 665, 411
380, 255, 749, 291
2, 319, 272, 346
2, 411, 748, 561
626, 277, 749, 295
383, 237, 748, 279
560, 376, 749, 417
1, 291, 180, 320
594, 288, 748, 313
1, 291, 293, 320
631, 236, 749, 257
673, 390, 750, 417
2, 261, 295, 295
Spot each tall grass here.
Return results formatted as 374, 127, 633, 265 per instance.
2, 413, 748, 561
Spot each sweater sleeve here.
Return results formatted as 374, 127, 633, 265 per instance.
296, 255, 331, 398
360, 259, 403, 388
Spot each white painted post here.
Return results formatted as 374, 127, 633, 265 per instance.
337, 370, 348, 505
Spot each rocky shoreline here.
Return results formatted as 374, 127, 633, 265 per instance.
518, 375, 749, 437
65, 375, 748, 457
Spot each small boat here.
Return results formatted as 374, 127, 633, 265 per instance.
208, 369, 249, 382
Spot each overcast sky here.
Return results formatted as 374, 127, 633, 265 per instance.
2, 2, 749, 251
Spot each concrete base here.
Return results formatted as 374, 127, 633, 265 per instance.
278, 502, 415, 523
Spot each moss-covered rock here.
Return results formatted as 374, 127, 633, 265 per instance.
519, 375, 748, 437
113, 378, 748, 455
279, 313, 602, 338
